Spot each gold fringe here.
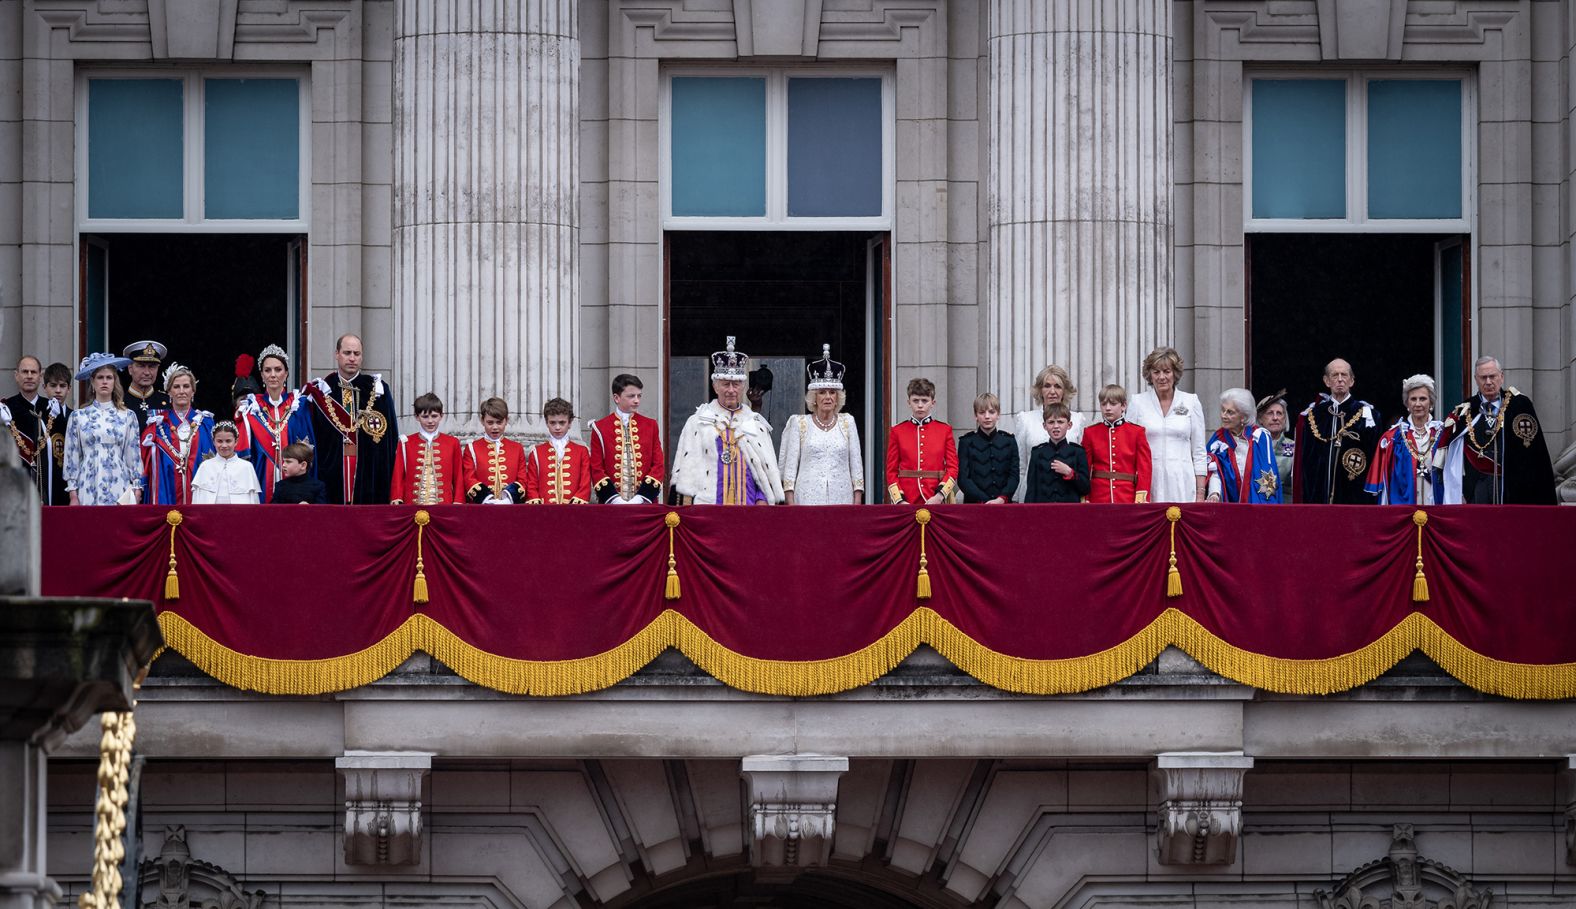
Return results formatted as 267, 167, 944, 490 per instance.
915, 508, 933, 600
1411, 510, 1430, 603
664, 512, 682, 600
1164, 506, 1183, 597
412, 510, 431, 605
163, 510, 183, 600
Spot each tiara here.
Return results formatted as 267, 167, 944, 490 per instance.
259, 343, 288, 365
162, 362, 196, 392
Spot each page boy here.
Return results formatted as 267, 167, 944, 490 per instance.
524, 397, 593, 504
1025, 402, 1090, 503
885, 378, 958, 505
389, 392, 466, 505
957, 392, 1017, 504
464, 396, 527, 504
1084, 384, 1152, 504
272, 441, 328, 504
589, 373, 664, 504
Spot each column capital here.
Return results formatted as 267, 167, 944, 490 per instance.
335, 751, 434, 866
740, 754, 849, 871
1151, 751, 1253, 866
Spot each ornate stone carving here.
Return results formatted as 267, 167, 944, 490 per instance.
1316, 824, 1492, 909
1151, 752, 1253, 865
740, 754, 848, 869
336, 751, 432, 866
139, 825, 266, 909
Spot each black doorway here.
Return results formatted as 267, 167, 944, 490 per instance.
1248, 233, 1465, 420
83, 233, 300, 416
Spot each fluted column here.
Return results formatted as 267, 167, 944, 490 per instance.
393, 1, 579, 432
986, 0, 1172, 409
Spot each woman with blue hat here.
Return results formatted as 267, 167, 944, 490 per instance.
64, 352, 143, 505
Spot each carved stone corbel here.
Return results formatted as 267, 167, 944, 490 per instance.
740, 754, 848, 869
1152, 751, 1254, 865
335, 751, 433, 866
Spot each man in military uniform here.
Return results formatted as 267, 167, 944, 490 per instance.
1, 355, 64, 503
1293, 358, 1382, 504
1437, 356, 1556, 504
121, 340, 170, 428
305, 333, 400, 504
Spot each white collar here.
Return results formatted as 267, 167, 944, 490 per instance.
337, 370, 360, 385
1330, 393, 1351, 405
615, 408, 633, 424
483, 432, 505, 445
418, 429, 439, 443
548, 433, 569, 452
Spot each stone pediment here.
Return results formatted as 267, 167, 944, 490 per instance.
138, 826, 266, 909
1316, 824, 1490, 909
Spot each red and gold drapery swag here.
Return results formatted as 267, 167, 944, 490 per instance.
41, 505, 1576, 699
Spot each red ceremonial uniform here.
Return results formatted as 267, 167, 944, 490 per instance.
524, 439, 593, 504
462, 435, 528, 503
389, 433, 466, 505
884, 417, 959, 504
1083, 419, 1152, 503
588, 411, 665, 503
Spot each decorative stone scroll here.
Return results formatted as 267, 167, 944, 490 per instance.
1151, 751, 1254, 865
740, 754, 848, 870
1316, 823, 1492, 909
335, 751, 433, 866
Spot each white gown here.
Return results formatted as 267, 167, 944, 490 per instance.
1127, 389, 1207, 503
191, 454, 263, 504
779, 413, 864, 505
1011, 409, 1086, 503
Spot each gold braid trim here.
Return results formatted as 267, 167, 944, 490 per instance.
155, 608, 1576, 699
80, 710, 136, 909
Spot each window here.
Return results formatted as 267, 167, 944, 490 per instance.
663, 69, 893, 229
1245, 72, 1470, 231
78, 70, 308, 230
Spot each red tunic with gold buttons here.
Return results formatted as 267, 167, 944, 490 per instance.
884, 417, 959, 504
588, 411, 665, 503
524, 439, 593, 504
462, 436, 528, 503
389, 432, 466, 505
1083, 419, 1152, 503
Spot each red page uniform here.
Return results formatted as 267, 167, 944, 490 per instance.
524, 438, 593, 504
390, 432, 466, 505
588, 410, 665, 503
884, 417, 959, 504
463, 435, 528, 503
1084, 419, 1152, 503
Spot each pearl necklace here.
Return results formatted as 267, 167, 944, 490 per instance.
813, 412, 838, 431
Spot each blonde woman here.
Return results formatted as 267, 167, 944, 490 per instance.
63, 353, 142, 505
1126, 347, 1207, 503
1012, 364, 1085, 502
779, 345, 864, 505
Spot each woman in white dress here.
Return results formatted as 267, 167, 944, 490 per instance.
191, 422, 262, 504
779, 345, 864, 505
1127, 346, 1207, 503
63, 353, 143, 506
1012, 364, 1086, 502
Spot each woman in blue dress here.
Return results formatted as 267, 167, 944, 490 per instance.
143, 362, 216, 506
63, 353, 143, 506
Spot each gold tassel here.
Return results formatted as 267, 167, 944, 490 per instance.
915, 508, 933, 600
163, 510, 183, 600
1411, 509, 1430, 603
412, 510, 431, 605
1165, 506, 1183, 597
664, 512, 682, 600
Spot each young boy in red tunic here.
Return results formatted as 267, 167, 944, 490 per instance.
1083, 384, 1152, 504
389, 392, 466, 505
589, 373, 665, 504
885, 377, 959, 505
463, 396, 528, 504
524, 397, 593, 505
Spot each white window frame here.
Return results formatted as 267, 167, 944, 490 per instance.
75, 67, 311, 234
661, 66, 895, 231
1243, 69, 1474, 234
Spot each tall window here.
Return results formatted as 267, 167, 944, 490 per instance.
1245, 72, 1470, 231
663, 69, 893, 229
78, 71, 308, 230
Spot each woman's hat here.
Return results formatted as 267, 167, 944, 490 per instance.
75, 352, 132, 381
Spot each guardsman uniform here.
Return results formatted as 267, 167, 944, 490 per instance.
389, 431, 466, 505
1084, 418, 1153, 503
463, 434, 528, 503
885, 416, 958, 504
523, 436, 593, 504
121, 340, 170, 430
589, 409, 665, 504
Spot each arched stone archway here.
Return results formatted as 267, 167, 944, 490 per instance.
605, 866, 967, 909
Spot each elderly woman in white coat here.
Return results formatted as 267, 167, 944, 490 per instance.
1012, 364, 1086, 502
1127, 346, 1207, 503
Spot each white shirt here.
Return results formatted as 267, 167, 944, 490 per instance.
191, 453, 262, 504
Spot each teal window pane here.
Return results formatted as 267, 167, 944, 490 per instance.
671, 77, 766, 217
1251, 80, 1346, 219
87, 79, 184, 219
787, 78, 882, 217
205, 79, 300, 219
1367, 80, 1461, 220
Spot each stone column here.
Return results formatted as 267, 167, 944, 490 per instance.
392, 1, 580, 433
986, 0, 1173, 408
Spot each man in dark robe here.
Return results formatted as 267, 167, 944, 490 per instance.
1437, 356, 1556, 504
306, 333, 399, 504
2, 355, 64, 503
1293, 358, 1382, 504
